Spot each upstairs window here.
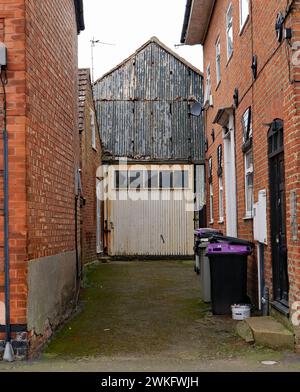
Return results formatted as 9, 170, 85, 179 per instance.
244, 150, 254, 218
209, 183, 214, 224
208, 157, 213, 184
242, 107, 253, 151
215, 37, 221, 85
226, 4, 233, 60
217, 144, 223, 177
205, 64, 212, 104
218, 176, 224, 222
240, 0, 250, 31
90, 109, 96, 150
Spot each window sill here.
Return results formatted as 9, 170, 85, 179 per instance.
92, 147, 97, 152
209, 220, 214, 225
243, 215, 253, 221
218, 220, 224, 224
215, 80, 221, 91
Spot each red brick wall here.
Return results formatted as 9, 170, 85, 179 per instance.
285, 0, 300, 352
25, 0, 79, 260
0, 0, 80, 339
79, 71, 102, 264
203, 0, 300, 347
0, 0, 27, 328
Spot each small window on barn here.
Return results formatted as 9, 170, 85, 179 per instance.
160, 171, 173, 189
226, 4, 234, 60
90, 109, 96, 150
145, 170, 159, 189
173, 170, 189, 189
129, 170, 143, 190
240, 0, 249, 31
114, 171, 128, 189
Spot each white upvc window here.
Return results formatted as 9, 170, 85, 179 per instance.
240, 0, 250, 31
226, 4, 233, 60
90, 109, 96, 150
209, 183, 214, 223
215, 36, 221, 85
245, 149, 254, 218
205, 63, 211, 104
242, 107, 252, 143
218, 176, 224, 222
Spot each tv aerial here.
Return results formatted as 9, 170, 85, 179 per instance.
90, 37, 116, 82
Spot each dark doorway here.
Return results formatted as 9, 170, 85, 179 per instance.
268, 120, 289, 312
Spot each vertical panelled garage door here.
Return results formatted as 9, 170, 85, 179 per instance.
105, 164, 195, 256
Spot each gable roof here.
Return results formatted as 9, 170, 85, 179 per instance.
78, 68, 91, 133
94, 36, 202, 85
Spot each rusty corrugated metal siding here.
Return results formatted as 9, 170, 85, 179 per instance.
93, 39, 204, 162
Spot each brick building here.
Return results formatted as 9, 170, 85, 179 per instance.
181, 0, 300, 351
78, 69, 103, 264
0, 0, 84, 359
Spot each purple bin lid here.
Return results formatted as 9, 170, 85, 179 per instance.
195, 228, 223, 237
207, 243, 252, 255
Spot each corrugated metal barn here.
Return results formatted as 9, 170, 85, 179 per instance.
93, 37, 205, 256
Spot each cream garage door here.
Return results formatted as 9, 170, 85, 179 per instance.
106, 164, 195, 256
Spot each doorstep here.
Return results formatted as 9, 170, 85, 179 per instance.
236, 316, 295, 351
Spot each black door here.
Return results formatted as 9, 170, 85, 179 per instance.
268, 120, 289, 309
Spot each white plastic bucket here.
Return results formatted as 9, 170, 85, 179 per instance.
231, 304, 251, 320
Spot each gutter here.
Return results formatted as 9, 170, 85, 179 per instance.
180, 0, 193, 44
74, 0, 85, 34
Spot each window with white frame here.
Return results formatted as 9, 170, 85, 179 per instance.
242, 107, 252, 144
244, 149, 254, 217
240, 0, 249, 31
209, 183, 214, 223
205, 64, 211, 103
226, 4, 233, 60
217, 145, 224, 222
90, 109, 96, 149
216, 37, 221, 85
218, 176, 224, 222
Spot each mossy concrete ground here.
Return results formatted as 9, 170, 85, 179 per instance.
1, 260, 300, 372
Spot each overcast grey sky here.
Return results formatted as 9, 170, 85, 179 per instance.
78, 0, 203, 82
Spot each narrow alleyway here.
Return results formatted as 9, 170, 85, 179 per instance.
1, 260, 300, 372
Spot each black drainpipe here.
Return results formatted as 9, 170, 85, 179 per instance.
1, 68, 11, 344
75, 194, 80, 281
